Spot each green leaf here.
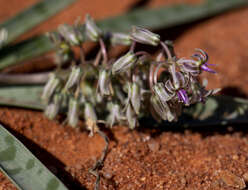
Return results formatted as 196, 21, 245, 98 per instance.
182, 96, 248, 127
0, 0, 247, 70
0, 0, 77, 48
0, 86, 44, 110
141, 95, 248, 128
0, 124, 68, 190
97, 0, 248, 32
0, 85, 247, 127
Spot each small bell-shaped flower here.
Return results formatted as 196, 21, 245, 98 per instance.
110, 32, 132, 46
130, 82, 141, 114
130, 26, 160, 46
85, 14, 102, 42
98, 69, 112, 96
106, 103, 123, 127
84, 102, 98, 136
0, 28, 8, 48
178, 49, 216, 76
112, 52, 137, 74
150, 95, 168, 121
41, 73, 61, 104
58, 24, 83, 46
193, 49, 216, 73
177, 89, 189, 105
64, 66, 82, 91
126, 104, 138, 129
67, 97, 79, 127
153, 82, 173, 105
168, 64, 190, 105
44, 93, 62, 120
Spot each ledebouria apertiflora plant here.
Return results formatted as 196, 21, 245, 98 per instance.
41, 14, 220, 134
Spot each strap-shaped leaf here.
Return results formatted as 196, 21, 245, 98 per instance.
141, 96, 248, 128
0, 85, 247, 127
0, 0, 77, 48
183, 96, 248, 127
0, 0, 247, 69
0, 124, 68, 190
97, 0, 248, 32
0, 86, 43, 110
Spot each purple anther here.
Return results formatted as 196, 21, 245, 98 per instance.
177, 89, 189, 105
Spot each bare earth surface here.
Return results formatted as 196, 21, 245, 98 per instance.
1, 0, 248, 189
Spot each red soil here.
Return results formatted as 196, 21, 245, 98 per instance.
1, 0, 248, 189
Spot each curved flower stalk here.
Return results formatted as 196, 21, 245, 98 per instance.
42, 14, 219, 133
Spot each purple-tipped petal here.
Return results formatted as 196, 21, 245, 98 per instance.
177, 89, 189, 105
201, 64, 216, 74
195, 48, 208, 62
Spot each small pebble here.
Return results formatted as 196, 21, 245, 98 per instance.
148, 139, 160, 152
103, 170, 113, 179
233, 154, 239, 160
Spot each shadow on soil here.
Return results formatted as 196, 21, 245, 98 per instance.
221, 86, 247, 99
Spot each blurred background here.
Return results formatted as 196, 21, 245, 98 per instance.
0, 0, 247, 95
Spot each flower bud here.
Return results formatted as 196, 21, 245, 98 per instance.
0, 28, 8, 48
58, 24, 82, 46
130, 82, 141, 114
110, 32, 131, 46
126, 104, 138, 129
84, 102, 98, 136
85, 14, 102, 41
153, 82, 173, 104
106, 103, 122, 127
98, 69, 112, 96
67, 97, 79, 127
74, 25, 85, 44
150, 95, 175, 122
44, 93, 62, 120
60, 92, 70, 110
64, 66, 82, 91
41, 73, 61, 103
150, 95, 167, 120
130, 26, 160, 46
112, 52, 137, 74
84, 103, 97, 122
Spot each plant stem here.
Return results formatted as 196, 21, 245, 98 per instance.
89, 130, 109, 190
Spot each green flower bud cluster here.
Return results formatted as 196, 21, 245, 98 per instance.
42, 14, 219, 134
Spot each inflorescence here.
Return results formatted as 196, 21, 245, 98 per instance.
42, 14, 219, 135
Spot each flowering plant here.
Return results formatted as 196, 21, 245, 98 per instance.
42, 15, 219, 134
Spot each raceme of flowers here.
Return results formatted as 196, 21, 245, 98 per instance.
41, 14, 219, 135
